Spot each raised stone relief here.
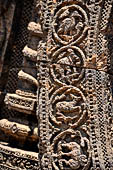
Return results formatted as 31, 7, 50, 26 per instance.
0, 0, 113, 169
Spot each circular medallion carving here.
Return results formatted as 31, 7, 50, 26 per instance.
50, 46, 85, 86
53, 4, 88, 45
50, 86, 87, 128
51, 129, 90, 170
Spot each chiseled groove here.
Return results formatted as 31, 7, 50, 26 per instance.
18, 70, 38, 87
49, 63, 113, 76
0, 63, 112, 76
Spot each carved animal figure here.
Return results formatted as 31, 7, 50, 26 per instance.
56, 94, 81, 113
58, 141, 87, 169
57, 11, 83, 35
58, 49, 81, 66
54, 93, 82, 123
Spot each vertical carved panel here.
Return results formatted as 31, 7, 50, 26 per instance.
47, 1, 91, 169
0, 0, 113, 169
